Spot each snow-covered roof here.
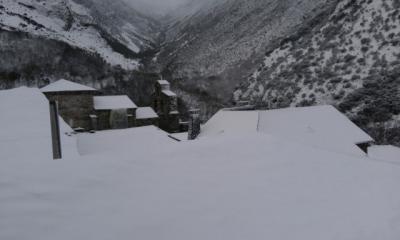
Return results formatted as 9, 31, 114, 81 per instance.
94, 95, 137, 110
136, 107, 158, 119
157, 80, 170, 85
162, 90, 177, 97
201, 105, 373, 156
257, 105, 373, 155
200, 110, 259, 137
0, 87, 78, 160
41, 79, 97, 93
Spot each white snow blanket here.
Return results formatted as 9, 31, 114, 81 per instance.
200, 106, 373, 156
369, 145, 400, 164
1, 88, 400, 240
0, 87, 78, 161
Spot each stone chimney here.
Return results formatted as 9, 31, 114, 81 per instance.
188, 109, 201, 140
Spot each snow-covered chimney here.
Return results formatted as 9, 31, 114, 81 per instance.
188, 109, 201, 140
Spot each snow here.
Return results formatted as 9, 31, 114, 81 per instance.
93, 95, 137, 110
0, 0, 142, 69
162, 89, 177, 97
136, 107, 158, 119
157, 80, 170, 85
0, 87, 79, 161
77, 126, 173, 155
2, 88, 400, 240
201, 106, 373, 156
368, 145, 400, 164
200, 110, 259, 137
169, 132, 189, 142
41, 79, 97, 93
258, 105, 374, 156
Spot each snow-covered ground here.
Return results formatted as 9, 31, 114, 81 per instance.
1, 87, 400, 240
369, 145, 400, 164
0, 87, 79, 161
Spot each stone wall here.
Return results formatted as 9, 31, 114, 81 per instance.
136, 118, 159, 127
96, 110, 111, 130
127, 108, 136, 128
44, 92, 95, 130
96, 108, 136, 130
154, 81, 180, 132
188, 109, 201, 140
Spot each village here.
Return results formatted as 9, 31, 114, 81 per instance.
39, 77, 394, 158
2, 78, 399, 159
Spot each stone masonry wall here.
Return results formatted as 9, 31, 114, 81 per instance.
44, 92, 95, 130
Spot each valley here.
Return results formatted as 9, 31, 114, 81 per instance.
0, 0, 399, 145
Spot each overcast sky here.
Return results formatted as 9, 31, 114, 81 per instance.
123, 0, 191, 14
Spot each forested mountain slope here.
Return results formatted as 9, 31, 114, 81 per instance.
236, 0, 400, 145
157, 0, 337, 115
0, 0, 160, 105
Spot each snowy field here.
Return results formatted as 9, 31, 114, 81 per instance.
1, 88, 400, 240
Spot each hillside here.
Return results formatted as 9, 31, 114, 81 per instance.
236, 0, 400, 145
157, 0, 337, 115
0, 0, 161, 105
0, 0, 158, 68
0, 0, 399, 145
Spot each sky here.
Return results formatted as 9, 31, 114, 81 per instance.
123, 0, 191, 14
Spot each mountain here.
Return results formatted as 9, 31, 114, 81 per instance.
236, 0, 400, 145
1, 0, 399, 145
156, 0, 399, 145
0, 0, 161, 105
157, 0, 336, 115
0, 0, 159, 69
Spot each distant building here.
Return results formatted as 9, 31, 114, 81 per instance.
41, 79, 159, 131
154, 80, 180, 133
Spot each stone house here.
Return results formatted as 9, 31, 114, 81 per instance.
93, 95, 137, 130
153, 80, 180, 133
41, 79, 159, 131
41, 79, 98, 130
